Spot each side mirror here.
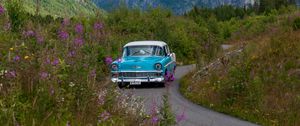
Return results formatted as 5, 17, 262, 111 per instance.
169, 53, 176, 62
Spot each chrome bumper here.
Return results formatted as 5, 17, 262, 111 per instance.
111, 77, 165, 83
111, 70, 164, 83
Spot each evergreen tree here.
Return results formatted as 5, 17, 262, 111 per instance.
259, 0, 297, 13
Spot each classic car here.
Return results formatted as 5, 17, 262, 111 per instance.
110, 41, 176, 87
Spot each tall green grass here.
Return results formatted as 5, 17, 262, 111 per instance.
180, 12, 300, 126
2, 0, 105, 18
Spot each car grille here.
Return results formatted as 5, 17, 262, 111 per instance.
120, 72, 161, 77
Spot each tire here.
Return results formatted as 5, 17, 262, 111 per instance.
174, 65, 176, 74
156, 82, 166, 87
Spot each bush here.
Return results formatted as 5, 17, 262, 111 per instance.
5, 0, 26, 32
159, 94, 176, 126
293, 17, 300, 30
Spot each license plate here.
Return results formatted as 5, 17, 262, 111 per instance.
130, 81, 141, 85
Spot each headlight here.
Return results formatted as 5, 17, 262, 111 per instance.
111, 64, 118, 71
154, 63, 162, 70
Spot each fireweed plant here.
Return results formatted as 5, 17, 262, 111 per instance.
0, 1, 192, 125
0, 4, 152, 125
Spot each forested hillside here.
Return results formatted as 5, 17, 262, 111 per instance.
93, 0, 300, 14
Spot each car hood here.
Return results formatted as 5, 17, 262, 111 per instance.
118, 56, 164, 71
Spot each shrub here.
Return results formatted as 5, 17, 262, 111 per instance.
293, 17, 300, 30
159, 94, 176, 126
5, 0, 26, 32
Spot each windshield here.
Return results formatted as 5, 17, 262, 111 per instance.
123, 46, 165, 57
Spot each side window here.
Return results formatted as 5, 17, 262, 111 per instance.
157, 47, 165, 56
122, 47, 127, 57
164, 46, 170, 55
163, 46, 167, 56
166, 45, 170, 54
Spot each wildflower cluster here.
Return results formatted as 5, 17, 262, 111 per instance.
36, 34, 44, 44
0, 10, 120, 125
176, 109, 187, 124
0, 4, 5, 15
98, 111, 111, 123
62, 18, 70, 26
58, 30, 69, 40
165, 71, 175, 82
149, 100, 160, 124
114, 89, 146, 116
94, 22, 103, 30
75, 23, 84, 34
5, 70, 16, 78
73, 37, 84, 47
104, 57, 113, 65
22, 30, 35, 38
97, 89, 107, 106
93, 88, 150, 125
39, 71, 49, 80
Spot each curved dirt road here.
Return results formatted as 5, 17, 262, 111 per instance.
125, 65, 259, 126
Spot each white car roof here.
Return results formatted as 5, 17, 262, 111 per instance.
124, 41, 167, 47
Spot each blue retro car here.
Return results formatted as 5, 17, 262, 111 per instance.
110, 41, 176, 87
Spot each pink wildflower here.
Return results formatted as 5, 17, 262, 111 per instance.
13, 56, 20, 62
94, 22, 103, 30
58, 30, 69, 40
62, 18, 70, 26
0, 5, 5, 15
52, 59, 59, 66
39, 72, 49, 79
176, 110, 187, 123
73, 37, 84, 47
75, 24, 84, 34
23, 30, 35, 38
104, 57, 113, 65
5, 70, 16, 78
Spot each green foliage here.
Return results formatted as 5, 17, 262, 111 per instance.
159, 94, 176, 126
259, 0, 296, 13
5, 0, 26, 32
107, 7, 201, 64
184, 5, 289, 64
221, 64, 250, 105
21, 0, 105, 18
186, 5, 253, 22
293, 17, 300, 30
106, 5, 286, 65
278, 5, 297, 14
0, 10, 146, 125
180, 25, 300, 125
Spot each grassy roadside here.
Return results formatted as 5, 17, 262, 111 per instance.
180, 72, 264, 124
180, 16, 300, 126
0, 2, 178, 125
